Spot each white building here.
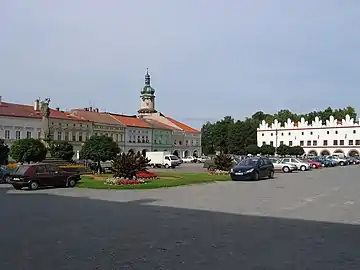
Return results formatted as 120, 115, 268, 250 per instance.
257, 114, 360, 156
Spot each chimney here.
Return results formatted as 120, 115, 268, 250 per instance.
56, 107, 60, 111
34, 99, 40, 111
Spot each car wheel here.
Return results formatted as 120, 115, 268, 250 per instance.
13, 185, 22, 190
268, 170, 274, 179
67, 178, 77, 188
340, 161, 344, 166
252, 171, 259, 181
282, 166, 290, 173
164, 164, 170, 169
300, 165, 306, 171
5, 175, 11, 183
29, 181, 39, 190
312, 164, 317, 168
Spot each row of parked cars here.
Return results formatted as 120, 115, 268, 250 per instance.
229, 155, 360, 181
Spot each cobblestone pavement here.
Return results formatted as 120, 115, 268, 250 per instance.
1, 165, 360, 269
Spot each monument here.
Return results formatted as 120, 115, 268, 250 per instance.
40, 98, 51, 146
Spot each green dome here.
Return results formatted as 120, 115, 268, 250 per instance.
141, 85, 155, 95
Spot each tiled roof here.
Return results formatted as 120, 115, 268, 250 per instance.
70, 109, 123, 125
0, 102, 87, 121
142, 118, 181, 131
109, 113, 151, 128
165, 116, 200, 133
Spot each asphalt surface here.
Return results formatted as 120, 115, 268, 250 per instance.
1, 165, 360, 269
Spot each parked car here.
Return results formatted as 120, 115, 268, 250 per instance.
326, 156, 348, 166
230, 157, 274, 181
269, 158, 297, 173
8, 163, 81, 190
0, 166, 11, 183
278, 158, 311, 171
182, 156, 197, 163
346, 156, 359, 165
306, 159, 322, 169
310, 157, 335, 167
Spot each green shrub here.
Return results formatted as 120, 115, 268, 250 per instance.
214, 153, 233, 171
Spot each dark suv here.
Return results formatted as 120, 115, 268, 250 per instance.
230, 157, 274, 181
8, 163, 81, 190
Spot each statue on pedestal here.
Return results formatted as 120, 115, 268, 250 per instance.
40, 98, 51, 146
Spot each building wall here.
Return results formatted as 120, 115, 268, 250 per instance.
124, 127, 152, 153
257, 115, 360, 156
151, 129, 172, 152
0, 116, 42, 147
92, 123, 125, 151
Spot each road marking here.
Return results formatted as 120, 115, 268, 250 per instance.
344, 201, 355, 205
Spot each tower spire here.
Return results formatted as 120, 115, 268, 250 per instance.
145, 68, 151, 86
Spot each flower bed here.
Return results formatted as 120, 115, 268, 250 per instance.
208, 169, 230, 175
136, 171, 158, 179
105, 178, 144, 185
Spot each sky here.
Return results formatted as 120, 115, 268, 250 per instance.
1, 0, 360, 129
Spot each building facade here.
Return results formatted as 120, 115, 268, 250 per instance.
257, 115, 360, 156
141, 118, 174, 152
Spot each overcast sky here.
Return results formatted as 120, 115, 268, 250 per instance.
1, 0, 359, 128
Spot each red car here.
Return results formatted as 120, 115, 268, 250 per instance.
307, 159, 322, 168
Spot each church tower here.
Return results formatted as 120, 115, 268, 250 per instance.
138, 69, 157, 115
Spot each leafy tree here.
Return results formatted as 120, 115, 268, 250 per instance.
112, 152, 149, 179
49, 141, 74, 161
201, 122, 216, 155
0, 139, 10, 165
10, 138, 47, 164
79, 135, 120, 173
214, 153, 233, 171
245, 144, 260, 155
289, 146, 305, 156
260, 144, 275, 155
276, 144, 290, 156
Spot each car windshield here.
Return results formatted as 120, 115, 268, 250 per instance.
14, 166, 29, 175
238, 158, 258, 166
170, 156, 178, 160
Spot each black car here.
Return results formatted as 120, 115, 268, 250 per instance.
8, 163, 81, 190
230, 157, 274, 181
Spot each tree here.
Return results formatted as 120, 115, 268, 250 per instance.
245, 144, 260, 155
201, 122, 216, 155
0, 139, 10, 165
10, 138, 47, 164
49, 141, 74, 161
289, 146, 305, 156
276, 144, 290, 156
214, 153, 233, 171
260, 144, 275, 155
79, 135, 120, 173
112, 152, 150, 179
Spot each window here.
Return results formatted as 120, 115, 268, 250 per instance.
185, 140, 189, 145
262, 133, 264, 136
310, 131, 313, 135
307, 140, 311, 146
5, 130, 10, 139
174, 140, 177, 145
57, 131, 61, 141
349, 140, 354, 145
72, 134, 76, 141
300, 140, 304, 146
281, 133, 284, 136
262, 141, 266, 145
356, 140, 360, 146
79, 134, 83, 142
38, 131, 41, 138
146, 136, 149, 143
353, 130, 356, 134
270, 141, 274, 146
64, 132, 69, 141
289, 141, 293, 146
280, 141, 284, 145
335, 131, 338, 134
339, 140, 344, 146
288, 132, 291, 135
26, 131, 32, 139
313, 140, 317, 146
327, 131, 329, 134
333, 140, 338, 146
16, 131, 21, 140
301, 132, 304, 135
142, 136, 145, 143
271, 133, 273, 136
179, 141, 182, 145
323, 140, 328, 146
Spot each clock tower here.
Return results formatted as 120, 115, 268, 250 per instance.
138, 69, 157, 116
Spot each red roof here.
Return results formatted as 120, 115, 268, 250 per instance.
0, 102, 87, 121
109, 114, 151, 128
70, 109, 122, 125
165, 116, 200, 133
142, 118, 181, 131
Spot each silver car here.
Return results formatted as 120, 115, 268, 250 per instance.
270, 158, 297, 173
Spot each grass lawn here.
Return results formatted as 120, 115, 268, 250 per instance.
77, 171, 231, 190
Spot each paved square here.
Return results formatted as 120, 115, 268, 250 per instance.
1, 165, 360, 269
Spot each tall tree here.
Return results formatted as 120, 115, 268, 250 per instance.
10, 138, 47, 164
49, 141, 75, 161
80, 135, 120, 173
